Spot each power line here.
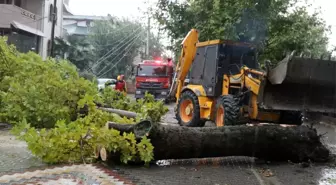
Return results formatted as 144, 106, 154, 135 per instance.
96, 32, 144, 76
94, 29, 144, 68
87, 28, 145, 73
92, 26, 143, 66
98, 36, 141, 78
96, 34, 142, 76
90, 24, 143, 48
85, 27, 142, 73
92, 21, 140, 36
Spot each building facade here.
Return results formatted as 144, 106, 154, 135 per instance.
0, 0, 71, 59
62, 15, 108, 37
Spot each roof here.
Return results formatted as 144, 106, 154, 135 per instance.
63, 15, 110, 21
11, 21, 45, 37
63, 2, 73, 15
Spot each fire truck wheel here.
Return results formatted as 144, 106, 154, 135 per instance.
164, 98, 170, 104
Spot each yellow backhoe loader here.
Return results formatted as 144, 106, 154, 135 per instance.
172, 29, 336, 127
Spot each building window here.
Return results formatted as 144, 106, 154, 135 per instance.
1, 29, 10, 36
0, 0, 13, 4
14, 0, 21, 7
49, 4, 53, 22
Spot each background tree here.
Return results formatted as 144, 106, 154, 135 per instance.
54, 35, 96, 71
139, 31, 165, 60
55, 16, 165, 79
88, 18, 165, 79
261, 7, 330, 62
88, 18, 144, 78
154, 0, 330, 64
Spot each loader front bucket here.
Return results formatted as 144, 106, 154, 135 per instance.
259, 52, 336, 114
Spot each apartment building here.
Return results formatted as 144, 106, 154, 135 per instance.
0, 0, 71, 59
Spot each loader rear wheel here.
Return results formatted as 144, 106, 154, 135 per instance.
215, 95, 240, 127
176, 91, 205, 127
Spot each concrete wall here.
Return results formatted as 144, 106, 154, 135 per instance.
0, 4, 42, 29
21, 0, 43, 15
0, 0, 65, 59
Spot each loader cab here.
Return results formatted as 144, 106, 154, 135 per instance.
189, 40, 257, 97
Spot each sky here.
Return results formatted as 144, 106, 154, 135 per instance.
69, 0, 336, 51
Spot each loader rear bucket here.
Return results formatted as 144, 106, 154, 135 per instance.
259, 52, 336, 114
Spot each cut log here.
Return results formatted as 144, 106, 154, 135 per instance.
107, 121, 330, 162
100, 147, 108, 161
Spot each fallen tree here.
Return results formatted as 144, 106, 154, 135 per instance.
106, 121, 330, 162
98, 107, 137, 118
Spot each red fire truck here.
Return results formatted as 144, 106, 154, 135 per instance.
134, 58, 174, 101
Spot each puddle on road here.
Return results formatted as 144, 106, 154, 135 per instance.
155, 156, 256, 167
319, 169, 336, 185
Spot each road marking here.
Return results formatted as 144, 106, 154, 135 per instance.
251, 168, 284, 185
251, 168, 267, 185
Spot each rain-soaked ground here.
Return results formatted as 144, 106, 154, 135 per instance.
0, 97, 336, 184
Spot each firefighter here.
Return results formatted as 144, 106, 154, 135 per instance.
115, 75, 127, 95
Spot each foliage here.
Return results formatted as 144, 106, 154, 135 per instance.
0, 37, 169, 165
154, 0, 330, 63
260, 7, 330, 62
100, 87, 169, 123
54, 35, 96, 71
0, 38, 98, 128
11, 103, 154, 164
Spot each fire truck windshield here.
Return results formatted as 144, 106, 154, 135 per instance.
137, 65, 167, 77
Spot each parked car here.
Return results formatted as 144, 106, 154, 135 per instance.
97, 78, 116, 91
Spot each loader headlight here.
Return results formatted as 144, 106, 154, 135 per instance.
136, 90, 141, 94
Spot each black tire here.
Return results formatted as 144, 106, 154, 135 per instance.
214, 95, 240, 126
279, 111, 303, 125
164, 98, 170, 104
176, 91, 205, 127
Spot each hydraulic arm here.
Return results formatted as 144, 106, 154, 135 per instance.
172, 29, 199, 101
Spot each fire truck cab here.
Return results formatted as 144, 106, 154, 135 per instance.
134, 59, 174, 101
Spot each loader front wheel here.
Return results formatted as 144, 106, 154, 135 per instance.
215, 95, 240, 127
176, 91, 205, 127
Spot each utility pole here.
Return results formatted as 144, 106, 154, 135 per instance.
146, 15, 150, 58
50, 0, 57, 57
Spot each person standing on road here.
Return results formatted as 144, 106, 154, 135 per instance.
115, 75, 127, 95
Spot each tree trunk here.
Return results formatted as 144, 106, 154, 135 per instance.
107, 121, 330, 162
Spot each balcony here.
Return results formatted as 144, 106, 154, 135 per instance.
0, 4, 44, 37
